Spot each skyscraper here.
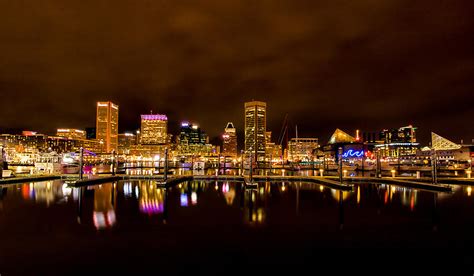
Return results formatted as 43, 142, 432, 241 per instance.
222, 122, 237, 158
179, 122, 206, 145
244, 101, 266, 162
96, 101, 119, 153
140, 114, 168, 144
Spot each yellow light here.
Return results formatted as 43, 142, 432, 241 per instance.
357, 186, 360, 204
319, 185, 324, 192
467, 186, 472, 197
281, 185, 286, 192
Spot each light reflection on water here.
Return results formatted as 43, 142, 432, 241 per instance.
1, 180, 474, 228
1, 179, 474, 273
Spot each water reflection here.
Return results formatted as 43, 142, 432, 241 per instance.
92, 184, 116, 230
222, 182, 235, 206
17, 182, 72, 206
0, 187, 6, 211
0, 180, 471, 235
138, 182, 165, 215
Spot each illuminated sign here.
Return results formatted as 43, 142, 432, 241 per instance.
342, 149, 364, 158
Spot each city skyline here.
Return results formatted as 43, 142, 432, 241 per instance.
1, 98, 473, 149
1, 1, 473, 273
0, 1, 473, 145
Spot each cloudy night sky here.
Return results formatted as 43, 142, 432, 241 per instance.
0, 0, 473, 145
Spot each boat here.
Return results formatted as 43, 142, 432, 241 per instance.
34, 152, 63, 174
34, 152, 80, 174
60, 153, 81, 174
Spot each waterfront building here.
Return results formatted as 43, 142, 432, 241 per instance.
179, 122, 207, 145
118, 133, 137, 154
376, 125, 419, 158
380, 125, 417, 144
56, 129, 86, 140
178, 122, 212, 156
0, 133, 102, 157
263, 131, 281, 162
96, 102, 119, 153
414, 133, 471, 164
140, 114, 168, 145
0, 133, 47, 153
323, 129, 364, 162
222, 122, 237, 158
287, 138, 319, 162
328, 129, 356, 144
244, 100, 266, 162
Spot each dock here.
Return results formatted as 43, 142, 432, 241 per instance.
0, 173, 469, 193
338, 176, 452, 192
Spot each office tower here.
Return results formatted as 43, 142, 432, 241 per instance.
96, 102, 119, 153
179, 122, 206, 145
380, 125, 417, 144
140, 114, 168, 144
56, 129, 86, 140
222, 122, 237, 157
244, 100, 266, 161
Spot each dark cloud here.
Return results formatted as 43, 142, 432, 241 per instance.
0, 0, 473, 145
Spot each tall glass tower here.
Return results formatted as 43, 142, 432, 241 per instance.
244, 101, 266, 162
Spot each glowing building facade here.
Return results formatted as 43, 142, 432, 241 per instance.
222, 122, 237, 157
140, 114, 168, 145
287, 138, 319, 162
376, 125, 419, 157
56, 129, 86, 140
96, 102, 119, 153
244, 101, 266, 162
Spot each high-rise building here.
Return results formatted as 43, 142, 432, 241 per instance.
222, 122, 237, 157
140, 114, 168, 144
376, 125, 419, 158
179, 122, 206, 145
178, 122, 211, 156
244, 101, 266, 162
96, 102, 119, 153
56, 129, 86, 140
380, 125, 417, 144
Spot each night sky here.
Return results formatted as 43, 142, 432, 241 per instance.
0, 0, 473, 145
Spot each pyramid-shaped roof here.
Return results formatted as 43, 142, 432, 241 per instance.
328, 129, 356, 144
431, 132, 461, 150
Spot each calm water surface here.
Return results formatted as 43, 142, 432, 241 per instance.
0, 180, 473, 274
